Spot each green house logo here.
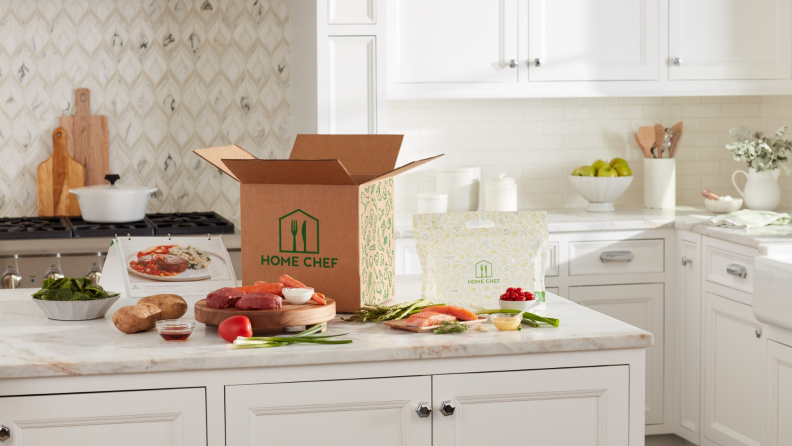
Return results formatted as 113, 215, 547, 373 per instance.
279, 209, 319, 254
475, 260, 493, 279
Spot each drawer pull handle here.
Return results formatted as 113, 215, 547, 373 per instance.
726, 264, 747, 278
415, 402, 432, 418
600, 251, 633, 263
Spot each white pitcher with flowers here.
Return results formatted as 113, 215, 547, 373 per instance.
727, 126, 792, 211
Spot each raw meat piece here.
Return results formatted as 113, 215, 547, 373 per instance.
419, 305, 478, 321
406, 312, 456, 327
206, 287, 245, 309
235, 292, 283, 310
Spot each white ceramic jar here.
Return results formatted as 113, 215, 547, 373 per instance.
417, 193, 448, 214
435, 167, 480, 212
482, 174, 518, 211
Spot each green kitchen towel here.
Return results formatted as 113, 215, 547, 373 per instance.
709, 209, 791, 229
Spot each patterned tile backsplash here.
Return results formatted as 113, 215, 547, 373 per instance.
389, 96, 792, 216
0, 0, 291, 226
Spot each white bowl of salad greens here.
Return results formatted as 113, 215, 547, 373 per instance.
31, 277, 120, 321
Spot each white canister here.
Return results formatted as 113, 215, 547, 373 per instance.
436, 167, 481, 212
644, 159, 676, 209
417, 193, 448, 214
482, 174, 518, 211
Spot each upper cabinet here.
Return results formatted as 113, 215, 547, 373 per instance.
527, 0, 659, 81
669, 0, 792, 80
387, 0, 519, 83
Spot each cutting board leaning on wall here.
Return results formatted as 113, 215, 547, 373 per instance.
59, 88, 109, 186
37, 128, 84, 216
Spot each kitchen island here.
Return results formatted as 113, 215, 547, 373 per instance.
0, 276, 651, 446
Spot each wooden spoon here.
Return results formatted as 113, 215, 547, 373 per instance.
702, 189, 720, 200
638, 127, 656, 158
634, 132, 651, 159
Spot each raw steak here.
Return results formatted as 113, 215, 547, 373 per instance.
206, 287, 245, 309
235, 292, 283, 310
137, 254, 189, 273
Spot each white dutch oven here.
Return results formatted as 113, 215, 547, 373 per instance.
70, 175, 157, 223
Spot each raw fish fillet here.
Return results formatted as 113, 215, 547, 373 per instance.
419, 305, 478, 321
406, 312, 456, 327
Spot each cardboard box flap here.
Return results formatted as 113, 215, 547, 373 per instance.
193, 145, 258, 181
290, 134, 404, 176
223, 159, 358, 185
360, 154, 444, 185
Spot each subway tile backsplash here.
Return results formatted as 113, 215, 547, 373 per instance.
390, 96, 792, 217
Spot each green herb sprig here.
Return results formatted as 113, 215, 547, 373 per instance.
433, 321, 468, 334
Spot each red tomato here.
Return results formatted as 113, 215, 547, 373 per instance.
218, 315, 252, 343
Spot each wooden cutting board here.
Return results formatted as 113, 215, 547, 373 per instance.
384, 316, 486, 333
59, 88, 109, 186
194, 298, 336, 329
37, 128, 84, 216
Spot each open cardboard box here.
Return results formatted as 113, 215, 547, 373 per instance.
194, 135, 441, 312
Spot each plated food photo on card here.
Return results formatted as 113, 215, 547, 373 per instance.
127, 244, 213, 281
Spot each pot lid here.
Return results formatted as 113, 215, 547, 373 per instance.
69, 174, 157, 194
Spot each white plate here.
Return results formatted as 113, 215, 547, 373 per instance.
126, 252, 213, 282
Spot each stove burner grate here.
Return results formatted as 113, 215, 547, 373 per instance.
0, 217, 72, 239
146, 212, 235, 235
66, 217, 154, 238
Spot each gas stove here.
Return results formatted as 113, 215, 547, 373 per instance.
0, 212, 240, 289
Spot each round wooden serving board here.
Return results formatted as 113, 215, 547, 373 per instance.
194, 298, 336, 329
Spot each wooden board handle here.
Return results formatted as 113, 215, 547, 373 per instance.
76, 88, 90, 117
52, 128, 68, 155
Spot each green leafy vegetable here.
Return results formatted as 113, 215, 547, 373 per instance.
342, 299, 444, 322
433, 321, 468, 334
31, 277, 119, 301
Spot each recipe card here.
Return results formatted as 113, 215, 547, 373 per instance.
109, 236, 237, 298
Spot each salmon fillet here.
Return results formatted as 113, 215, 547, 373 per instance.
406, 312, 456, 327
419, 305, 478, 321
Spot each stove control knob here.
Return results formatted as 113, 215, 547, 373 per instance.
85, 266, 102, 284
43, 267, 64, 281
1, 269, 21, 289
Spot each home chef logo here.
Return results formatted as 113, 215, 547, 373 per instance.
468, 260, 500, 284
260, 209, 338, 269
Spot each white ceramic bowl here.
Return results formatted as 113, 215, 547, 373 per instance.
567, 175, 634, 212
282, 287, 314, 305
704, 198, 743, 214
499, 299, 541, 312
33, 295, 120, 321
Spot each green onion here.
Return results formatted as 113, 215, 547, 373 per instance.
475, 308, 560, 327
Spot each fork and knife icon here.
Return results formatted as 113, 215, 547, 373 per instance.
290, 220, 308, 253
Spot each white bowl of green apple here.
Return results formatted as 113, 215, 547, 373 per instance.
568, 158, 633, 212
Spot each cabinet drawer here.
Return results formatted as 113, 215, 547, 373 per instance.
569, 239, 664, 276
545, 242, 559, 277
705, 245, 754, 294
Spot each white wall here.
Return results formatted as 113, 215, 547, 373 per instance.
389, 96, 792, 217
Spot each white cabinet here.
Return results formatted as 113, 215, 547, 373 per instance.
703, 292, 766, 446
766, 340, 792, 446
387, 0, 519, 84
433, 366, 630, 445
674, 231, 702, 445
669, 0, 792, 80
0, 388, 206, 446
527, 0, 659, 81
225, 376, 432, 445
568, 284, 665, 425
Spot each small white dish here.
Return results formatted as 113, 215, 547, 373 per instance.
282, 287, 314, 305
33, 295, 120, 321
704, 197, 742, 214
499, 299, 541, 312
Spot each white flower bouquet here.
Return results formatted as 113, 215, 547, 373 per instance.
726, 126, 792, 173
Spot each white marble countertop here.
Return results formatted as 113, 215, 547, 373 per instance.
397, 207, 792, 252
0, 276, 652, 379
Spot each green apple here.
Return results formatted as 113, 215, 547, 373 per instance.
577, 166, 596, 177
591, 159, 608, 171
571, 167, 580, 176
597, 165, 618, 177
613, 163, 632, 177
609, 157, 628, 167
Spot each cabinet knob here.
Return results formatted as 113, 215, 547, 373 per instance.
534, 58, 543, 67
726, 263, 747, 279
507, 59, 518, 68
756, 328, 762, 338
440, 400, 456, 416
0, 425, 9, 442
415, 402, 432, 418
1, 269, 21, 289
681, 256, 691, 266
673, 57, 683, 66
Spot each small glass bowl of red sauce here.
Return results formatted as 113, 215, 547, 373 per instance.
156, 319, 195, 342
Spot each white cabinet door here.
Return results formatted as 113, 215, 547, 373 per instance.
226, 376, 432, 446
0, 388, 206, 446
328, 36, 378, 134
433, 366, 630, 446
675, 232, 702, 444
669, 0, 792, 80
387, 0, 519, 83
703, 292, 766, 446
766, 340, 792, 446
527, 0, 659, 81
568, 284, 664, 425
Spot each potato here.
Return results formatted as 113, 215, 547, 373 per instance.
112, 303, 163, 334
138, 294, 188, 320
